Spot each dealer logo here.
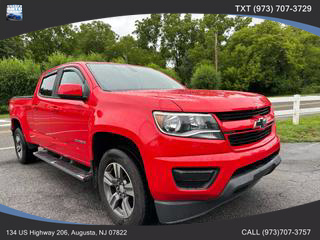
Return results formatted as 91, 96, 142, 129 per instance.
254, 117, 267, 129
6, 4, 23, 21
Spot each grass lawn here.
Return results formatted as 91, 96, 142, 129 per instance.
0, 113, 9, 119
276, 114, 320, 142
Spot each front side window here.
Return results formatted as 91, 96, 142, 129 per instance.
60, 70, 84, 86
39, 73, 56, 96
87, 63, 184, 91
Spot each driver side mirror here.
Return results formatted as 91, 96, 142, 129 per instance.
57, 84, 86, 100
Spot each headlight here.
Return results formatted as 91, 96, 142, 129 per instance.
153, 111, 224, 139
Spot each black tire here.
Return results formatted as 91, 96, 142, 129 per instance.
13, 128, 37, 164
98, 148, 154, 225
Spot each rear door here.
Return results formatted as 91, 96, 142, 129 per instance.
31, 71, 59, 148
49, 67, 91, 164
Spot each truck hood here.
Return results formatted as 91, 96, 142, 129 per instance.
119, 89, 270, 112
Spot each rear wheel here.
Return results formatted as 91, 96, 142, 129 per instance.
13, 128, 37, 164
98, 149, 154, 225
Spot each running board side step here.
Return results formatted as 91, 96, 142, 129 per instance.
33, 150, 93, 182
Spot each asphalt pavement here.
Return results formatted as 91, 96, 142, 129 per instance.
0, 124, 320, 225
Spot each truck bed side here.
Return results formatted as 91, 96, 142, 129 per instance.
9, 96, 33, 142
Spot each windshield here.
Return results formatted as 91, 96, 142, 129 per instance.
87, 63, 184, 91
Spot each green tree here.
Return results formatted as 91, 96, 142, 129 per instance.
190, 63, 221, 89
44, 52, 107, 70
0, 36, 26, 59
0, 58, 41, 106
43, 52, 77, 69
134, 14, 162, 51
134, 14, 200, 70
26, 24, 77, 62
289, 27, 320, 90
147, 63, 180, 81
221, 21, 304, 95
131, 14, 251, 86
109, 35, 164, 66
179, 15, 252, 85
75, 21, 117, 55
160, 14, 200, 70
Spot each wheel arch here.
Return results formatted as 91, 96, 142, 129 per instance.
11, 117, 37, 149
92, 131, 144, 168
11, 118, 22, 132
91, 131, 149, 189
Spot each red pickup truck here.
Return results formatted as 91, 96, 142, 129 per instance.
9, 62, 281, 225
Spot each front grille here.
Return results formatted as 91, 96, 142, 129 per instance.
228, 125, 272, 146
215, 107, 270, 121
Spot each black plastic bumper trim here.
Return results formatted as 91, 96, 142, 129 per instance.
155, 153, 281, 224
172, 168, 219, 189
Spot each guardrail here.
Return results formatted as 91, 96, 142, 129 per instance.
269, 95, 320, 124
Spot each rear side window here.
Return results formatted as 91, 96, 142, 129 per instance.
60, 71, 84, 86
39, 73, 56, 96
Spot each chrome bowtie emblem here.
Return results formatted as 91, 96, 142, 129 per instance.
254, 118, 267, 129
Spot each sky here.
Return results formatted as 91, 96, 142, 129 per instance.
74, 14, 264, 38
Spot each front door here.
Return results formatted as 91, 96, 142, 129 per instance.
49, 67, 91, 164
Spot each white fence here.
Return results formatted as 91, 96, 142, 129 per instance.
0, 119, 10, 128
269, 95, 320, 124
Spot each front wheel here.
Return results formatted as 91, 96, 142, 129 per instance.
98, 149, 154, 225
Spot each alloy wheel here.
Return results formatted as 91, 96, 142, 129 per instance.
15, 134, 23, 159
103, 162, 135, 218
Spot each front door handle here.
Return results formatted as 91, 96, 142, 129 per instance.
48, 106, 60, 112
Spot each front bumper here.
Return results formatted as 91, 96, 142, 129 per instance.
147, 134, 280, 201
155, 153, 281, 224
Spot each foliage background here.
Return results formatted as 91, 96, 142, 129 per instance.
1, 14, 320, 113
